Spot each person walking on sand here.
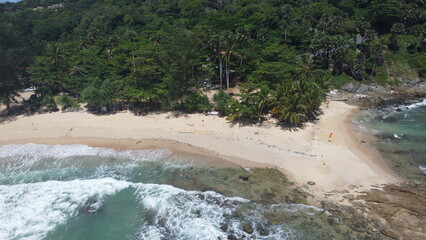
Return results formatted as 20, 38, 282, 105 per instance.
328, 131, 333, 142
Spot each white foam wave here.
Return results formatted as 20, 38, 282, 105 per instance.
0, 143, 170, 161
0, 144, 302, 239
419, 166, 426, 175
0, 144, 171, 175
94, 163, 139, 180
393, 133, 402, 139
134, 184, 295, 240
135, 184, 237, 239
406, 99, 426, 110
0, 177, 299, 240
0, 178, 131, 240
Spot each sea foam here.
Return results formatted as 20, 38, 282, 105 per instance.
133, 183, 303, 240
0, 144, 319, 239
0, 178, 131, 240
134, 184, 246, 239
0, 143, 171, 162
0, 144, 171, 178
406, 98, 426, 110
419, 166, 426, 175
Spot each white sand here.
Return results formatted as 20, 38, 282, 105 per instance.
0, 100, 402, 201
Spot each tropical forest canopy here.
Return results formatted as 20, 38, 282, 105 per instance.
0, 0, 425, 125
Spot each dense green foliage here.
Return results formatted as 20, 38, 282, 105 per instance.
0, 0, 425, 125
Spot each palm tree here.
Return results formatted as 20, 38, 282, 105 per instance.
44, 43, 65, 67
219, 51, 225, 90
123, 29, 138, 71
68, 66, 86, 77
295, 54, 314, 80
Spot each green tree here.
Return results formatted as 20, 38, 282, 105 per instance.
81, 78, 120, 112
213, 90, 232, 116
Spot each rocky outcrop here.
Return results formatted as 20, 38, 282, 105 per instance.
356, 184, 426, 240
334, 82, 426, 109
321, 184, 426, 240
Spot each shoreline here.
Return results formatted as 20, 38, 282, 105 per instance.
0, 101, 403, 203
0, 137, 256, 169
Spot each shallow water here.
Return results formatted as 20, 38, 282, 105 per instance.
0, 144, 357, 240
354, 99, 426, 185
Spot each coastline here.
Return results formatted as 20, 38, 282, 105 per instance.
0, 101, 402, 202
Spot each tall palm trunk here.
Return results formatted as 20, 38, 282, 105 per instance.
226, 53, 230, 89
219, 56, 223, 90
131, 41, 135, 71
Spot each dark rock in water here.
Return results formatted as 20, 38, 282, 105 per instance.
381, 116, 398, 123
375, 133, 398, 141
198, 194, 205, 200
193, 209, 201, 217
243, 224, 254, 234
307, 181, 316, 186
83, 199, 100, 213
258, 227, 269, 236
395, 107, 402, 112
220, 224, 228, 232
84, 206, 97, 213
227, 234, 237, 240
239, 175, 249, 181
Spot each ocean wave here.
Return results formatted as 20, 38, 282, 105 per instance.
134, 184, 251, 239
132, 183, 326, 239
0, 178, 132, 240
0, 144, 328, 239
419, 166, 426, 175
0, 178, 300, 240
0, 143, 171, 162
406, 98, 426, 110
0, 144, 171, 178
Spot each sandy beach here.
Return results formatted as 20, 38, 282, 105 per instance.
0, 99, 402, 202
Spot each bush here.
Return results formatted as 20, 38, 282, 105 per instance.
182, 92, 212, 113
374, 66, 389, 84
408, 53, 426, 78
329, 74, 354, 88
213, 90, 232, 115
56, 95, 80, 111
40, 95, 59, 112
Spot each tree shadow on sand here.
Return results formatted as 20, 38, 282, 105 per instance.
0, 103, 33, 125
228, 110, 323, 132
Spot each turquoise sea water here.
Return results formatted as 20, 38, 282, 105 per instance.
0, 144, 350, 240
355, 99, 426, 185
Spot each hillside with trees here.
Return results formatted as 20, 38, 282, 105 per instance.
0, 0, 425, 125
